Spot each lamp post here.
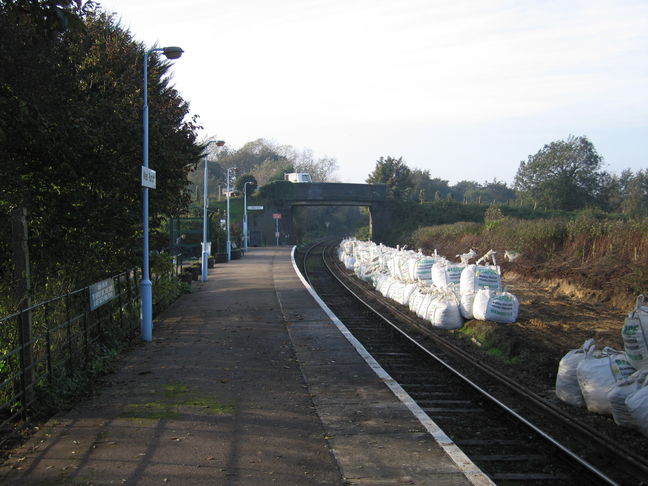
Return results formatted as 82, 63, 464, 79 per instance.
141, 45, 183, 342
243, 181, 252, 252
201, 140, 225, 282
226, 167, 237, 261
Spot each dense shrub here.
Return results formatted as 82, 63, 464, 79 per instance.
411, 212, 648, 306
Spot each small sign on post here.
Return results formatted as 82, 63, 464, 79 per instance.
247, 205, 264, 211
89, 278, 116, 311
141, 166, 156, 189
272, 213, 282, 219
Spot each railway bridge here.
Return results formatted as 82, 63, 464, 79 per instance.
249, 182, 389, 245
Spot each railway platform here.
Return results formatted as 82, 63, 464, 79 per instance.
0, 247, 486, 485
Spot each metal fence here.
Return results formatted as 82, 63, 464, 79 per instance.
0, 270, 141, 449
0, 252, 191, 450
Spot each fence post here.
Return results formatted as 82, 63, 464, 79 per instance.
117, 274, 124, 331
11, 207, 35, 406
44, 302, 53, 385
65, 292, 74, 375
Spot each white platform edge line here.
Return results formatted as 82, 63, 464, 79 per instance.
290, 246, 495, 486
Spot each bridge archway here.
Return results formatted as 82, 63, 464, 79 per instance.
249, 182, 389, 245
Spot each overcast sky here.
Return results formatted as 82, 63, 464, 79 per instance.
98, 0, 648, 184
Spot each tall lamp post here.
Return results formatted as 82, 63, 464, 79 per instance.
141, 45, 183, 342
226, 167, 237, 261
243, 181, 252, 252
201, 140, 225, 282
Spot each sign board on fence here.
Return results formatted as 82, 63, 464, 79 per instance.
141, 166, 156, 189
272, 213, 282, 219
247, 205, 264, 210
89, 278, 115, 310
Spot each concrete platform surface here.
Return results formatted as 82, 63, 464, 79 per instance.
0, 247, 481, 485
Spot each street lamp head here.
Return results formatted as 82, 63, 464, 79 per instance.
162, 46, 184, 60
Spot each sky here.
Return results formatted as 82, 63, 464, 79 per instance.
97, 0, 648, 185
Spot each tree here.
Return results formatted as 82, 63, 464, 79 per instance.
235, 173, 258, 194
514, 135, 604, 210
463, 180, 517, 204
293, 151, 338, 182
0, 6, 201, 288
621, 170, 648, 218
451, 180, 480, 203
217, 138, 289, 176
366, 156, 413, 201
409, 169, 451, 203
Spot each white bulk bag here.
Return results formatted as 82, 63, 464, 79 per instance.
375, 274, 392, 295
412, 256, 439, 283
432, 261, 465, 288
371, 271, 385, 288
555, 339, 596, 407
409, 287, 426, 313
608, 369, 648, 428
622, 295, 648, 370
387, 281, 418, 306
472, 288, 519, 324
355, 263, 377, 283
394, 252, 411, 282
577, 347, 636, 415
459, 251, 502, 319
417, 292, 435, 319
343, 255, 356, 270
425, 288, 463, 330
626, 376, 648, 437
380, 278, 398, 298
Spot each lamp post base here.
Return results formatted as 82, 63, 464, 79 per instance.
140, 279, 153, 341
201, 251, 209, 281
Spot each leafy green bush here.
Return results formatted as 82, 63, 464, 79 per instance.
152, 253, 189, 310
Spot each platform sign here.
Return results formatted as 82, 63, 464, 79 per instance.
247, 205, 264, 210
141, 166, 156, 189
89, 278, 115, 311
272, 213, 282, 219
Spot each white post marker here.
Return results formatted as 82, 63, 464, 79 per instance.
273, 213, 282, 246
243, 181, 252, 252
201, 140, 225, 282
226, 167, 236, 261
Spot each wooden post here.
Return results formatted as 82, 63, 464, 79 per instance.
11, 207, 35, 406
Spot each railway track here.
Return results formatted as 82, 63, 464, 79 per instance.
299, 240, 648, 486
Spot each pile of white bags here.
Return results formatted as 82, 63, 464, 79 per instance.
338, 239, 520, 329
554, 294, 648, 437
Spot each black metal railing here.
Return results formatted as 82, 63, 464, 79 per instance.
0, 250, 193, 450
0, 270, 141, 450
